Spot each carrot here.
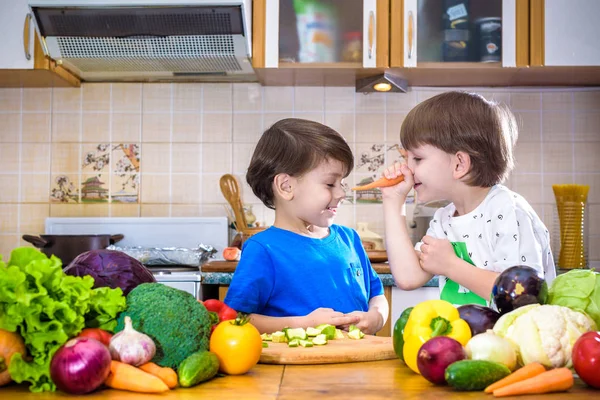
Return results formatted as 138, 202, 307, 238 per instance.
104, 360, 170, 393
484, 362, 546, 393
139, 362, 178, 389
351, 175, 404, 191
492, 367, 574, 397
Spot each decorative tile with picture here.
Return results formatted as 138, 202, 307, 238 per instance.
111, 144, 140, 203
81, 175, 109, 203
82, 143, 110, 173
111, 174, 139, 203
50, 175, 79, 203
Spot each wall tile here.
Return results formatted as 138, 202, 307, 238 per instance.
0, 204, 18, 232
574, 174, 600, 204
141, 143, 171, 174
21, 143, 50, 174
386, 112, 406, 142
82, 84, 111, 112
263, 113, 294, 131
51, 143, 80, 173
202, 143, 231, 173
542, 112, 572, 142
143, 83, 172, 113
514, 112, 541, 143
264, 87, 293, 112
511, 174, 543, 204
0, 175, 19, 202
574, 141, 600, 173
573, 91, 600, 111
542, 91, 573, 111
110, 203, 140, 217
21, 174, 50, 203
202, 83, 232, 112
233, 83, 262, 112
172, 204, 202, 217
173, 83, 202, 112
112, 113, 141, 143
0, 235, 20, 258
233, 113, 262, 143
325, 86, 355, 112
295, 87, 324, 112
543, 173, 574, 203
171, 174, 200, 204
574, 112, 600, 142
325, 113, 354, 143
53, 88, 81, 113
0, 143, 20, 173
202, 113, 232, 142
0, 89, 21, 112
510, 92, 541, 111
23, 88, 51, 112
356, 93, 385, 113
356, 114, 385, 142
172, 143, 201, 174
141, 204, 170, 217
0, 113, 21, 143
140, 174, 171, 203
233, 143, 255, 174
387, 90, 417, 112
201, 174, 225, 204
294, 112, 323, 123
22, 113, 50, 143
514, 142, 542, 173
542, 142, 573, 174
52, 113, 81, 142
172, 113, 201, 143
82, 113, 110, 142
112, 84, 142, 113
142, 113, 171, 142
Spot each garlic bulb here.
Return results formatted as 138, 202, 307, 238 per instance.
109, 316, 156, 366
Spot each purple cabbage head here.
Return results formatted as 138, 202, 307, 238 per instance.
64, 249, 156, 295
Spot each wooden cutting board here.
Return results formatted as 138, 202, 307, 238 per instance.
259, 334, 397, 365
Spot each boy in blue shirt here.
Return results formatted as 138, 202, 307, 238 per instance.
225, 118, 388, 334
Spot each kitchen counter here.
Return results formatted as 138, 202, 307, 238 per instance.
201, 261, 439, 287
2, 360, 596, 399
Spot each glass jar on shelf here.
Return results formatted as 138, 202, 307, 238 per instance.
342, 31, 362, 62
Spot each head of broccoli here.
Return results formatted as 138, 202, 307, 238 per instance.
115, 282, 211, 370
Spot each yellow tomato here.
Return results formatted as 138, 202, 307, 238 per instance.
209, 316, 262, 375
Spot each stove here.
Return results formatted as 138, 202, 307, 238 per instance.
45, 217, 229, 299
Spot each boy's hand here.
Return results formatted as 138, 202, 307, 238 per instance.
338, 310, 382, 335
380, 162, 414, 200
418, 235, 456, 276
304, 307, 360, 328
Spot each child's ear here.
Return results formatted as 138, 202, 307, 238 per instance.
453, 151, 471, 180
273, 173, 294, 201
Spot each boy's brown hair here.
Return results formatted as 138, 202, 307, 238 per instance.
247, 118, 354, 209
400, 91, 518, 187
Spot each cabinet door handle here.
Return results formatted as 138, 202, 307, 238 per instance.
407, 11, 414, 60
23, 13, 32, 61
368, 10, 375, 59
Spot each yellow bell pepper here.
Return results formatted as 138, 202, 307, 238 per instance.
402, 300, 471, 374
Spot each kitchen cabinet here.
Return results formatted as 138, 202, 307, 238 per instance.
530, 0, 600, 66
0, 0, 79, 87
390, 0, 529, 68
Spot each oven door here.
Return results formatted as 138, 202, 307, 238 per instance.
153, 273, 202, 300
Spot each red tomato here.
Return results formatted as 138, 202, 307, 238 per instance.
77, 328, 113, 347
572, 331, 600, 389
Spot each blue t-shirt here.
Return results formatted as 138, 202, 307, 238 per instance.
224, 224, 384, 317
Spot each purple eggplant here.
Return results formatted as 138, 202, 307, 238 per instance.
492, 265, 548, 315
457, 304, 500, 336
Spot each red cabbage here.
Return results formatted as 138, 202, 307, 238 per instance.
64, 249, 155, 295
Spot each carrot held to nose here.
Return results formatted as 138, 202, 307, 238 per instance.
352, 175, 404, 191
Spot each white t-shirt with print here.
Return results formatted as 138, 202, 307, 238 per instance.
415, 184, 556, 301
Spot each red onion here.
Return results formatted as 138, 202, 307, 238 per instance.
50, 337, 111, 394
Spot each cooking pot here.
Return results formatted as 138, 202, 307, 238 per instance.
22, 234, 124, 266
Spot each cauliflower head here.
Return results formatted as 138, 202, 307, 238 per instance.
493, 304, 596, 368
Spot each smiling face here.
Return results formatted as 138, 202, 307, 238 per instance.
407, 144, 456, 204
289, 158, 348, 230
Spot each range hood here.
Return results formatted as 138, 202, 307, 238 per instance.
28, 0, 255, 82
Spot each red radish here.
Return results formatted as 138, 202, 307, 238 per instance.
50, 337, 111, 394
223, 247, 241, 261
417, 336, 466, 385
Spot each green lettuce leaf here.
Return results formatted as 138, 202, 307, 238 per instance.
548, 269, 600, 328
1, 247, 126, 392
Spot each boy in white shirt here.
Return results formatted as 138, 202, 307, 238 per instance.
382, 91, 555, 306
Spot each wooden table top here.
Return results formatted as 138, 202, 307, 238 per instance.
203, 260, 392, 274
2, 360, 596, 400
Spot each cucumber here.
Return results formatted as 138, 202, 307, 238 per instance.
445, 360, 511, 391
178, 350, 220, 388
